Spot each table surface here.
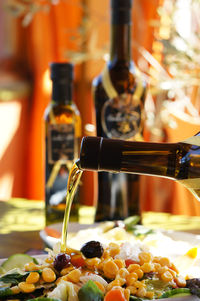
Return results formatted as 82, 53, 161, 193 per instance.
1, 198, 200, 259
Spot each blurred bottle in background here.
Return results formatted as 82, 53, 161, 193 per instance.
92, 0, 147, 222
44, 62, 82, 226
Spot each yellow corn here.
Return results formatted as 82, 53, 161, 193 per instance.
26, 272, 40, 284
124, 288, 130, 301
135, 268, 144, 279
103, 260, 119, 279
60, 266, 74, 276
94, 281, 105, 293
114, 259, 125, 269
85, 257, 101, 268
127, 264, 140, 273
175, 276, 186, 287
160, 270, 173, 282
24, 262, 39, 271
10, 286, 21, 294
108, 243, 121, 257
66, 269, 81, 283
136, 286, 146, 298
159, 257, 171, 267
18, 282, 35, 293
107, 279, 122, 291
117, 268, 129, 279
139, 252, 152, 264
126, 285, 137, 295
145, 291, 154, 299
42, 267, 56, 283
141, 262, 154, 273
126, 272, 138, 286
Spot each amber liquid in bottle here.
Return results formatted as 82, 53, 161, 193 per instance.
92, 0, 146, 221
45, 63, 81, 226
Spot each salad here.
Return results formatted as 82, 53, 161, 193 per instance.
1, 236, 200, 301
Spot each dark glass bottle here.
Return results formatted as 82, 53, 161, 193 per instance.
92, 0, 146, 221
79, 134, 200, 202
45, 62, 81, 226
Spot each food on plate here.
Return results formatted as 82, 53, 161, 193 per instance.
1, 236, 200, 301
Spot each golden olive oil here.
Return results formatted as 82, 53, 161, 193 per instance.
60, 161, 82, 252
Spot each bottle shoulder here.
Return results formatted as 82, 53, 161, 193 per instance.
93, 60, 146, 95
45, 101, 80, 123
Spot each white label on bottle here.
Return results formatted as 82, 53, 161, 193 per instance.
101, 93, 144, 139
48, 124, 74, 163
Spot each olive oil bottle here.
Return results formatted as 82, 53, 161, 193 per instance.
45, 62, 81, 226
79, 134, 200, 202
92, 0, 146, 221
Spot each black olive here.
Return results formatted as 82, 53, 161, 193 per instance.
80, 241, 104, 258
53, 253, 71, 271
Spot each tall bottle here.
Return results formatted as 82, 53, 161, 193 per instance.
92, 0, 146, 221
45, 62, 81, 226
79, 134, 200, 202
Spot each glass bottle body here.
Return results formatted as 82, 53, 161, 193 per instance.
45, 101, 81, 225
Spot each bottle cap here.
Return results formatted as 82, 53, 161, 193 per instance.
80, 136, 123, 171
111, 0, 132, 10
50, 62, 73, 81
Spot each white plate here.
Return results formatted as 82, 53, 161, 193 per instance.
40, 222, 200, 249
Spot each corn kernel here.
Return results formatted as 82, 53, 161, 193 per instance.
60, 266, 74, 276
24, 262, 39, 271
175, 276, 186, 287
10, 286, 21, 294
108, 243, 121, 257
42, 267, 56, 283
26, 272, 40, 284
133, 280, 146, 288
136, 286, 146, 297
135, 268, 144, 279
139, 252, 152, 264
127, 264, 140, 273
159, 257, 171, 267
66, 269, 81, 283
114, 259, 125, 269
145, 291, 154, 299
126, 285, 137, 295
107, 279, 121, 291
161, 270, 173, 282
86, 257, 101, 268
103, 260, 119, 279
124, 288, 130, 301
126, 272, 138, 286
117, 268, 129, 279
141, 262, 154, 273
94, 281, 105, 293
18, 282, 35, 293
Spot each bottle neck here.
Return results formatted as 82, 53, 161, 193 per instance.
52, 80, 72, 105
79, 137, 178, 179
110, 9, 131, 63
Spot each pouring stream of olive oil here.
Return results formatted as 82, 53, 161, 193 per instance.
60, 160, 82, 252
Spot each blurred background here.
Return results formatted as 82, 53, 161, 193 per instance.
0, 0, 200, 216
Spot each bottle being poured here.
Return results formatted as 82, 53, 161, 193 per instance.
77, 133, 200, 202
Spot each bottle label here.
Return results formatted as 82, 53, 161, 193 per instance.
101, 65, 144, 139
101, 93, 144, 139
48, 124, 74, 163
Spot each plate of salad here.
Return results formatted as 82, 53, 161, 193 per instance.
1, 218, 200, 300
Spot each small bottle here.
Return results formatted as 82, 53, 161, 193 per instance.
78, 134, 200, 202
45, 62, 81, 226
92, 0, 146, 221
